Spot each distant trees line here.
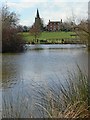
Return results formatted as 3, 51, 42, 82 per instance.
17, 25, 30, 32
18, 20, 88, 33
18, 22, 75, 33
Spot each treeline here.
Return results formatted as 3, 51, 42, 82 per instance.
2, 5, 25, 53
17, 25, 30, 32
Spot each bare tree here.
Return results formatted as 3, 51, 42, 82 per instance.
65, 10, 89, 46
2, 5, 24, 52
29, 24, 42, 43
75, 19, 89, 46
63, 21, 75, 32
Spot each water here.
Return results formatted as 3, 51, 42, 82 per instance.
1, 44, 88, 118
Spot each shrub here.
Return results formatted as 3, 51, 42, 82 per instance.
2, 5, 25, 53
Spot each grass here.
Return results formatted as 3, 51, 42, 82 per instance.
34, 66, 89, 118
20, 31, 78, 44
2, 66, 90, 118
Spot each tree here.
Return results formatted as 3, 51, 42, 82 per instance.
63, 15, 76, 32
65, 11, 89, 46
17, 25, 23, 32
75, 20, 89, 46
29, 24, 42, 43
23, 26, 29, 32
63, 21, 74, 32
2, 5, 24, 53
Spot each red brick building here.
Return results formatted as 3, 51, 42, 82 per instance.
47, 19, 63, 31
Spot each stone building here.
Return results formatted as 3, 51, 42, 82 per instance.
33, 9, 43, 31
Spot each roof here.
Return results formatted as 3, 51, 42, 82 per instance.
49, 21, 60, 23
36, 9, 40, 18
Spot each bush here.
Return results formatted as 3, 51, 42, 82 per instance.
2, 5, 25, 53
2, 27, 24, 53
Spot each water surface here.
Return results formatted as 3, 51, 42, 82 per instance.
2, 44, 88, 118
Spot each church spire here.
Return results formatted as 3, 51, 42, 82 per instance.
36, 9, 40, 18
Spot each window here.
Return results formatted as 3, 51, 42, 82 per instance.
58, 26, 60, 30
54, 23, 56, 25
54, 26, 56, 31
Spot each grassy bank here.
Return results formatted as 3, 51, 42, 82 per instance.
21, 31, 79, 44
2, 66, 89, 118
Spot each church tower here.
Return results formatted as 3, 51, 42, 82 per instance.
34, 9, 43, 30
35, 9, 41, 26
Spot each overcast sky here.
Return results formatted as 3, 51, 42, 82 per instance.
1, 0, 89, 26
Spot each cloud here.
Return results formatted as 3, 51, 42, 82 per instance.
19, 19, 31, 26
4, 0, 89, 26
21, 0, 48, 2
53, 0, 89, 2
7, 2, 36, 10
40, 2, 88, 24
1, 0, 90, 3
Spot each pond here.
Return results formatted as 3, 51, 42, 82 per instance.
1, 44, 88, 118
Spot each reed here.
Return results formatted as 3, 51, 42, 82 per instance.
2, 66, 90, 118
34, 66, 89, 118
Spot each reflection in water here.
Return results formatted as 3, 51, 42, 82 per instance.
2, 54, 23, 88
2, 44, 88, 118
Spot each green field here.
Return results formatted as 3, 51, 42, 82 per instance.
21, 31, 78, 44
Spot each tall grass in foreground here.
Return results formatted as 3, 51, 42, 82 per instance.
34, 67, 90, 118
2, 66, 90, 118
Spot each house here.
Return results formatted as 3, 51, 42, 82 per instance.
47, 19, 63, 31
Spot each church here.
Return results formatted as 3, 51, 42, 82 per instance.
33, 9, 43, 31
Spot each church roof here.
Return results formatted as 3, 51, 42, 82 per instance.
36, 9, 40, 18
